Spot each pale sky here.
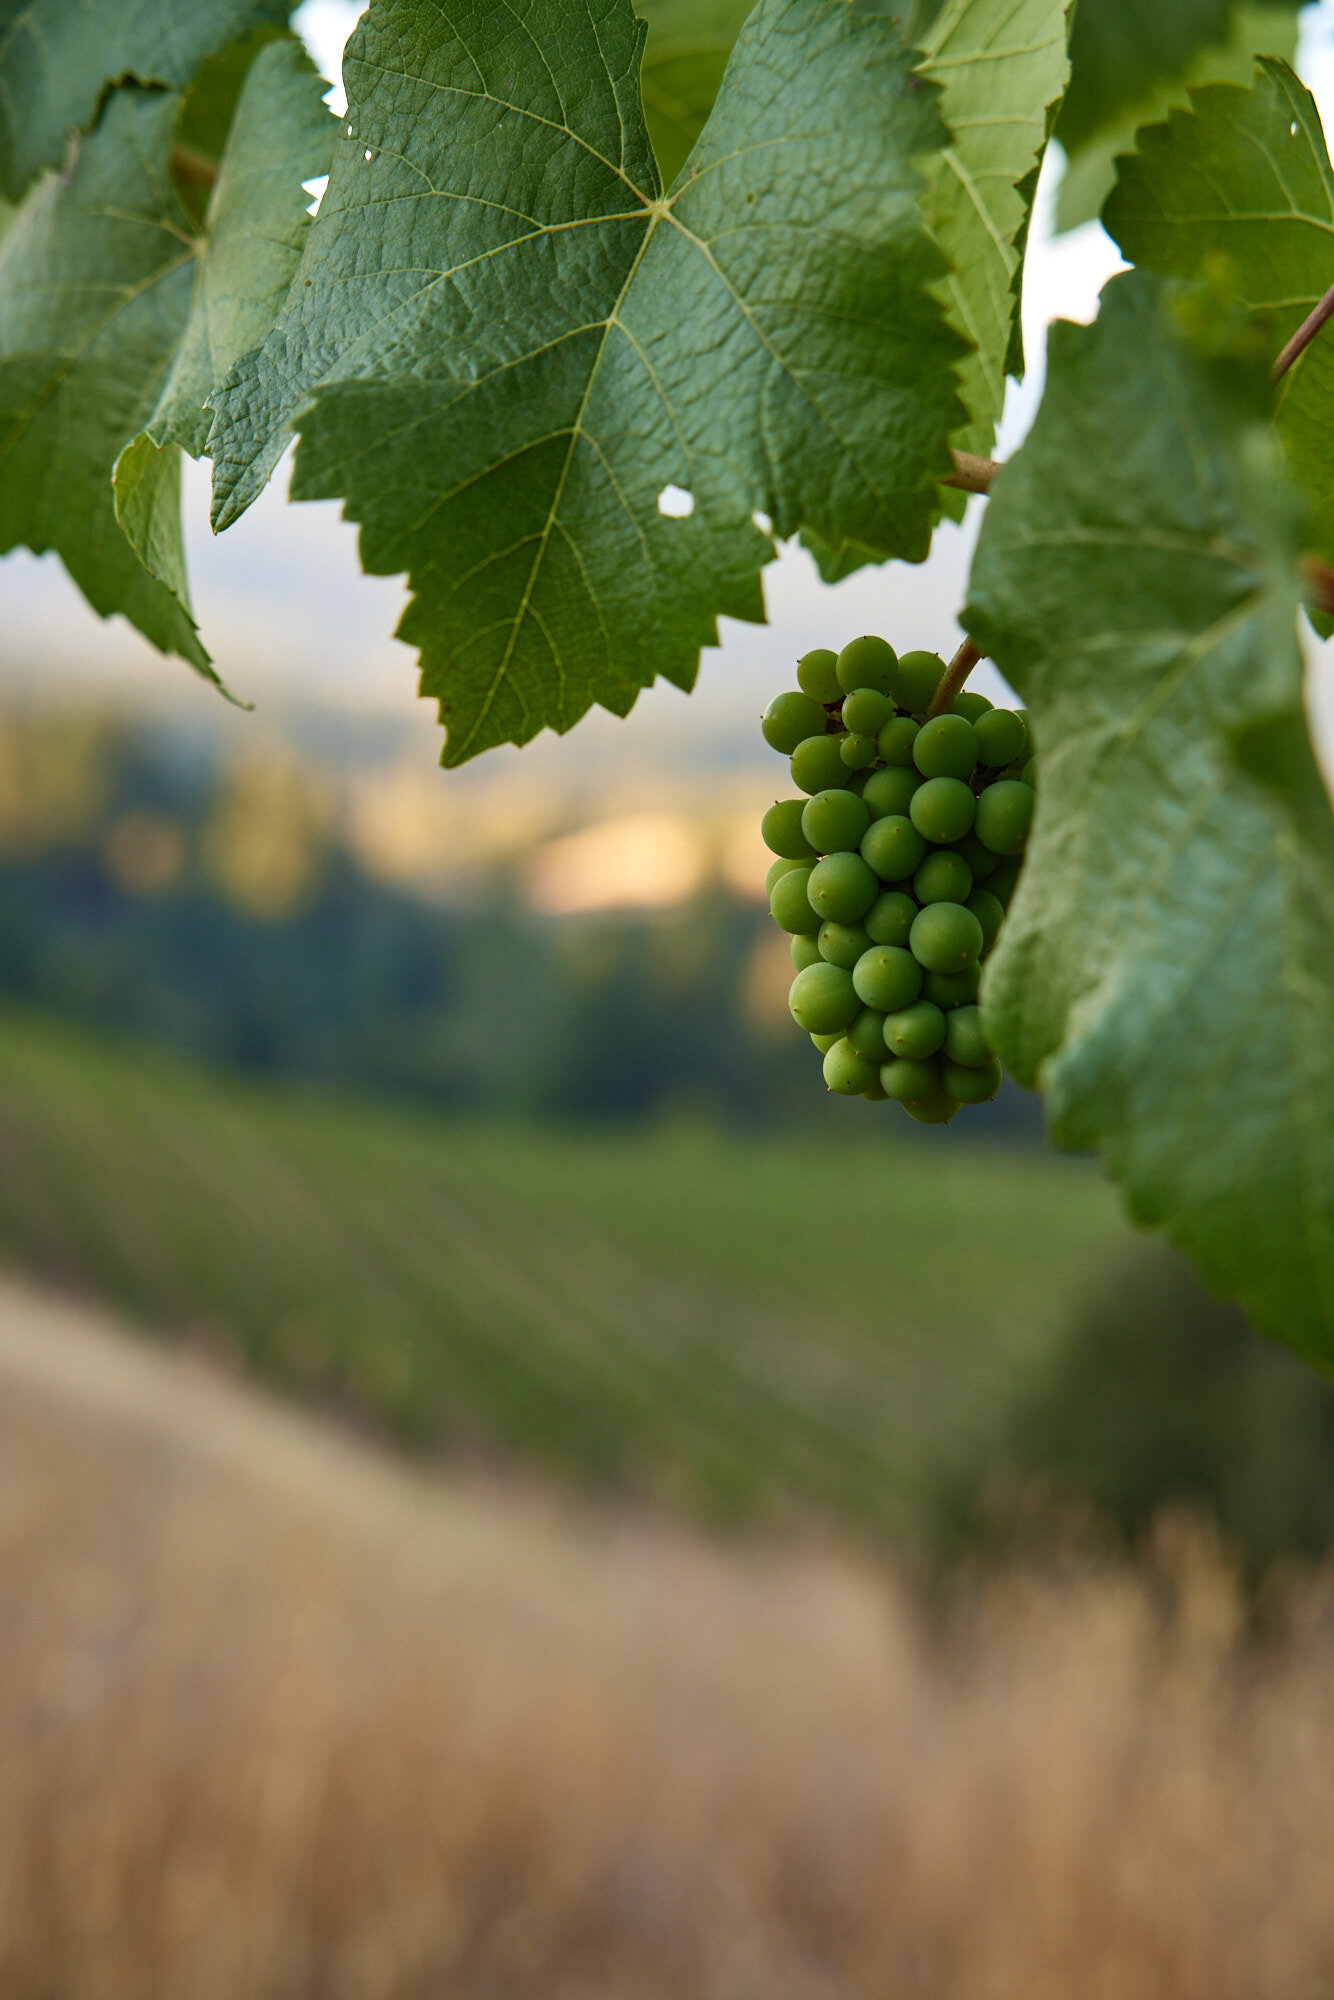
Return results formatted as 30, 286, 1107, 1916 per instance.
3, 0, 1332, 768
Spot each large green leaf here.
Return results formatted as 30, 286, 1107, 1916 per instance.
0, 0, 292, 201
918, 0, 1070, 460
1055, 3, 1299, 231
0, 88, 209, 673
637, 0, 755, 188
1104, 59, 1334, 578
966, 271, 1334, 1364
207, 0, 966, 765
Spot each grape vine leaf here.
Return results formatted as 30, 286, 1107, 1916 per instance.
207, 0, 966, 765
1103, 59, 1334, 583
966, 271, 1334, 1364
636, 0, 755, 189
1057, 5, 1300, 233
0, 0, 293, 202
0, 87, 210, 674
113, 36, 335, 609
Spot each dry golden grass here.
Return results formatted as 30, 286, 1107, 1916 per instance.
3, 1277, 1334, 2000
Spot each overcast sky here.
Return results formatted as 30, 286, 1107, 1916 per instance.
3, 1, 1333, 769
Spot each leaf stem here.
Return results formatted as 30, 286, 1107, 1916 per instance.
942, 450, 1000, 495
926, 638, 983, 720
1303, 556, 1334, 619
1272, 283, 1334, 385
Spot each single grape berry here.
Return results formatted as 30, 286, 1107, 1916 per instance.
950, 692, 992, 723
861, 814, 926, 883
852, 944, 922, 1013
847, 1006, 888, 1062
902, 1092, 960, 1125
808, 852, 879, 924
842, 688, 894, 737
861, 1078, 891, 1102
770, 865, 820, 935
876, 716, 920, 767
791, 933, 823, 972
862, 766, 921, 821
881, 1056, 942, 1102
953, 832, 999, 882
943, 1005, 993, 1068
944, 1056, 1002, 1103
762, 690, 827, 754
824, 1039, 879, 1096
797, 648, 842, 704
789, 962, 859, 1034
802, 788, 870, 855
892, 650, 945, 715
987, 855, 1022, 906
909, 776, 975, 845
818, 920, 872, 970
913, 714, 979, 781
810, 1030, 842, 1053
910, 901, 984, 974
965, 887, 1004, 954
1022, 758, 1037, 788
913, 850, 973, 907
975, 779, 1034, 856
762, 798, 816, 860
766, 855, 802, 894
840, 733, 878, 770
883, 1001, 946, 1061
924, 963, 981, 1010
975, 708, 1028, 768
864, 890, 917, 949
790, 735, 847, 796
836, 635, 898, 696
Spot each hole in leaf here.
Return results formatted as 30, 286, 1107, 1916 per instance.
302, 175, 329, 216
752, 509, 773, 535
364, 148, 374, 162
657, 484, 695, 519
1292, 121, 1300, 136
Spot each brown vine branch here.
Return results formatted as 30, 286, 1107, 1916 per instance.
926, 638, 984, 720
941, 450, 1001, 496
1273, 283, 1334, 385
169, 143, 219, 192
1303, 556, 1334, 620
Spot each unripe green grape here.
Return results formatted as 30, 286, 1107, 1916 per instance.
913, 849, 973, 907
881, 1056, 942, 1102
943, 1005, 993, 1068
883, 1000, 946, 1061
910, 901, 983, 974
762, 690, 827, 754
840, 732, 877, 770
950, 691, 992, 722
924, 963, 981, 1009
975, 707, 1028, 768
836, 634, 898, 696
844, 767, 869, 797
770, 865, 820, 934
818, 920, 872, 970
965, 886, 1004, 954
802, 788, 870, 855
860, 814, 926, 883
862, 766, 921, 821
1022, 758, 1037, 788
789, 962, 859, 1034
861, 1078, 891, 1102
975, 778, 1034, 855
852, 944, 922, 1013
766, 855, 803, 894
892, 650, 945, 714
901, 1092, 960, 1125
847, 1006, 888, 1062
791, 933, 823, 972
864, 890, 917, 949
797, 648, 842, 704
824, 1039, 879, 1096
762, 798, 816, 860
808, 851, 879, 923
909, 776, 975, 844
876, 716, 920, 767
790, 734, 846, 795
953, 832, 999, 881
842, 687, 894, 737
944, 1056, 1002, 1103
913, 713, 979, 781
810, 1030, 842, 1053
987, 856, 1022, 906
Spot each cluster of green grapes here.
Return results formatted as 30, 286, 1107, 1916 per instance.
761, 636, 1034, 1125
